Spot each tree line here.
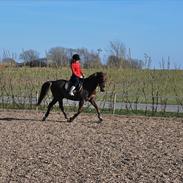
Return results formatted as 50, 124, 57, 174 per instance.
0, 41, 144, 69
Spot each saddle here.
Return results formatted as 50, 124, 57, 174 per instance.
64, 79, 89, 100
64, 80, 83, 95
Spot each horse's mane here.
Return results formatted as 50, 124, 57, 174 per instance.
87, 72, 98, 80
87, 72, 103, 80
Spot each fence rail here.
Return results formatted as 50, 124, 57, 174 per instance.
0, 92, 183, 115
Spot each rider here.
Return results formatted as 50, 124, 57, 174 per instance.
69, 54, 84, 96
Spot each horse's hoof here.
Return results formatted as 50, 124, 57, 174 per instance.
67, 118, 73, 122
98, 117, 103, 122
42, 117, 46, 121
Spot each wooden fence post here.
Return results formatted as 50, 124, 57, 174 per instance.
113, 93, 117, 114
36, 92, 38, 111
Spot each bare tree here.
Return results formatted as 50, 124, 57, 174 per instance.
0, 49, 17, 66
74, 48, 102, 68
83, 51, 102, 68
106, 41, 143, 69
109, 40, 126, 59
47, 47, 68, 67
107, 55, 121, 67
106, 40, 126, 67
144, 53, 152, 69
19, 49, 39, 63
46, 46, 102, 68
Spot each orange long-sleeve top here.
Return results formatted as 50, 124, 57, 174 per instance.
71, 61, 83, 78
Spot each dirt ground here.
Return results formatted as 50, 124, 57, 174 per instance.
0, 109, 183, 183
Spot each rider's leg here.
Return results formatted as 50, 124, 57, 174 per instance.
69, 76, 79, 96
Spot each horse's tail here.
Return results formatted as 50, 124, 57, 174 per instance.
37, 81, 52, 106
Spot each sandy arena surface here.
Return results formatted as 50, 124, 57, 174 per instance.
0, 109, 183, 183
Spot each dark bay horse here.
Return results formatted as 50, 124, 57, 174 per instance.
37, 72, 107, 122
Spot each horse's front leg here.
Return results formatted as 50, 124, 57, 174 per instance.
89, 98, 103, 122
59, 99, 68, 120
68, 100, 84, 122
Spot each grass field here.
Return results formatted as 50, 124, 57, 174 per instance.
1, 67, 183, 107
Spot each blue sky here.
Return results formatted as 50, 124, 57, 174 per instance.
0, 0, 183, 68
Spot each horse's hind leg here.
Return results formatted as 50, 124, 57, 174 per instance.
68, 100, 84, 122
42, 99, 57, 121
58, 99, 68, 120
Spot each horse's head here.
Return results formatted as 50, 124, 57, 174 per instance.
96, 72, 107, 92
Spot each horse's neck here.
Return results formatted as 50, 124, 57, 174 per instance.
84, 77, 98, 91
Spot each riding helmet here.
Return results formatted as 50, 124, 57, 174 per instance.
72, 54, 80, 60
